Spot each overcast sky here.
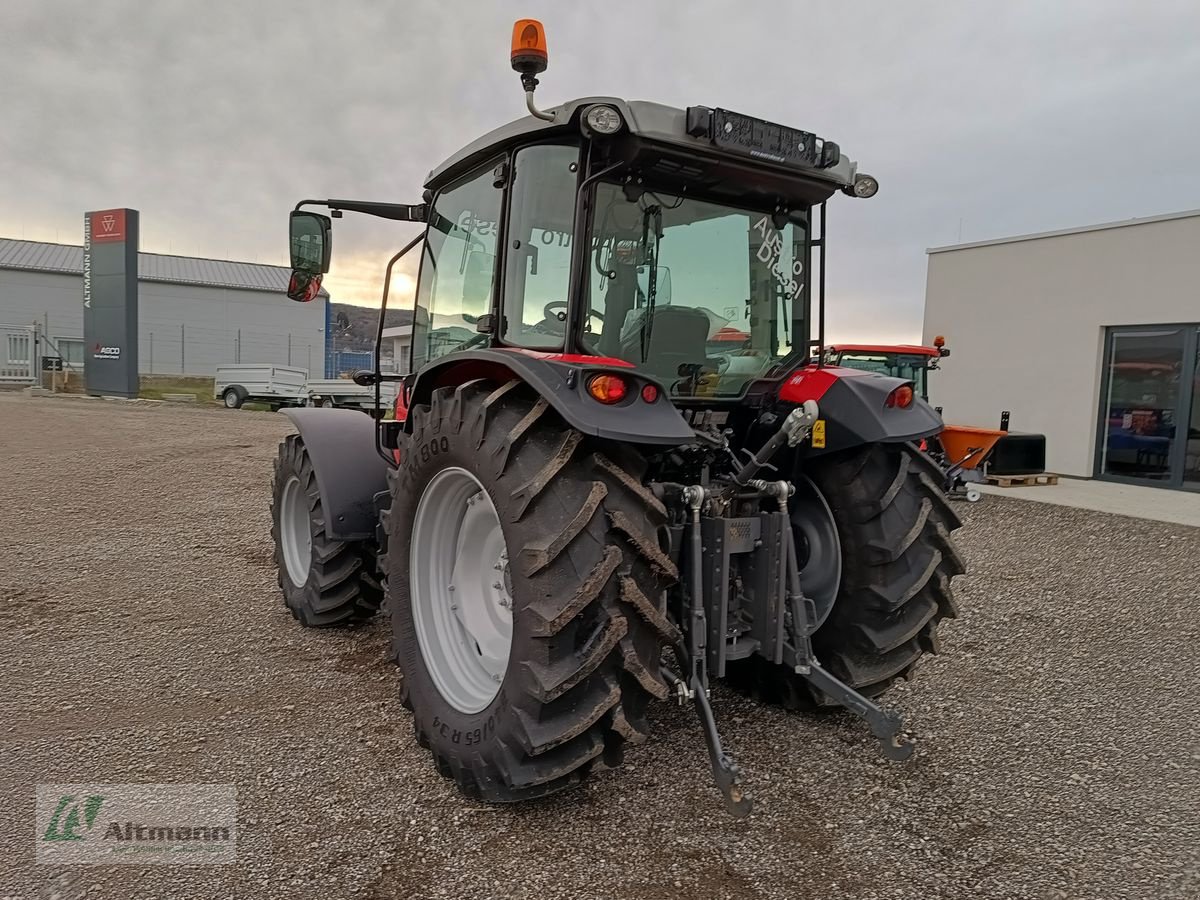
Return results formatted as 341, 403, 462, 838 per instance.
3, 1, 1198, 341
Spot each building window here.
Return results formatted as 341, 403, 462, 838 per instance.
1097, 324, 1200, 491
55, 338, 85, 369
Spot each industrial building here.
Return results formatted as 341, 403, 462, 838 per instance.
0, 237, 330, 380
924, 209, 1200, 493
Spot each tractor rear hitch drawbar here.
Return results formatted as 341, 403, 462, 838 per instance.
673, 402, 915, 817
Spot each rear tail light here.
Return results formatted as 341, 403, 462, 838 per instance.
641, 383, 658, 403
587, 373, 628, 404
886, 384, 915, 409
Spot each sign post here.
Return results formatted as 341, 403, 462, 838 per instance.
83, 208, 139, 397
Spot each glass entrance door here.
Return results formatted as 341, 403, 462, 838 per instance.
1185, 329, 1200, 487
1097, 325, 1200, 490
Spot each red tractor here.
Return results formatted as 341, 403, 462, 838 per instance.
823, 339, 950, 401
270, 20, 964, 815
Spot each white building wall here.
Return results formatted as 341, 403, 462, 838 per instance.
382, 325, 413, 374
0, 269, 327, 376
923, 212, 1200, 477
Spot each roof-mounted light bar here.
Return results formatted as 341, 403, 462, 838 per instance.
685, 106, 842, 171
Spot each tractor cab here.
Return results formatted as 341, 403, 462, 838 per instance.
287, 20, 880, 412
406, 94, 872, 404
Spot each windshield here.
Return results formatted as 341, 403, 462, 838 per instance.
584, 182, 810, 398
836, 352, 930, 398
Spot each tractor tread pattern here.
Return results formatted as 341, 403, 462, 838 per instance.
388, 380, 676, 802
725, 441, 963, 708
270, 434, 383, 628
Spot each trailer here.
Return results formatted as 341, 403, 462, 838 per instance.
304, 378, 400, 414
215, 365, 398, 413
214, 365, 307, 410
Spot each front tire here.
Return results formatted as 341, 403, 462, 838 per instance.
726, 442, 964, 706
386, 380, 679, 802
270, 435, 384, 626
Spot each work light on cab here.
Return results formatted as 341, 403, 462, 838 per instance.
851, 174, 879, 198
583, 104, 623, 135
587, 373, 628, 404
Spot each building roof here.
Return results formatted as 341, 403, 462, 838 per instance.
0, 237, 328, 297
927, 208, 1200, 255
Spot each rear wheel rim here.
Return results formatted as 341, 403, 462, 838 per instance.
411, 467, 513, 714
791, 475, 842, 627
279, 475, 312, 588
224, 390, 238, 408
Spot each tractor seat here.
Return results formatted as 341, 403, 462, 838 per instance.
619, 306, 712, 382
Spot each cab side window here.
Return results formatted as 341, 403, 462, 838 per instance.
411, 162, 503, 371
500, 144, 579, 350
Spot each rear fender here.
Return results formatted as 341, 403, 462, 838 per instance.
779, 365, 943, 454
281, 408, 388, 541
406, 348, 694, 446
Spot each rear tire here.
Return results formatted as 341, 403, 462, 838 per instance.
725, 442, 964, 707
270, 434, 383, 626
385, 380, 679, 802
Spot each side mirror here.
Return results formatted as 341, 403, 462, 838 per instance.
287, 211, 332, 303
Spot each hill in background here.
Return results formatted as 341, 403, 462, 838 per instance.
329, 303, 413, 357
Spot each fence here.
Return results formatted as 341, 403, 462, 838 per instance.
8, 319, 382, 383
134, 323, 327, 377
1, 323, 37, 383
1, 324, 89, 386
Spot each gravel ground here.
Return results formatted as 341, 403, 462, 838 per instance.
1, 392, 1197, 900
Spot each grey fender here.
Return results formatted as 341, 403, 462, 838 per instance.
282, 407, 389, 541
406, 348, 695, 446
808, 374, 944, 455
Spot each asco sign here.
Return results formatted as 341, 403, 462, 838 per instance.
88, 209, 127, 243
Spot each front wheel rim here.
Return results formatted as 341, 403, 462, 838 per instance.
411, 467, 513, 714
279, 475, 312, 588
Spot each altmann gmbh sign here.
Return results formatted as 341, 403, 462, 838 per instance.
82, 208, 139, 397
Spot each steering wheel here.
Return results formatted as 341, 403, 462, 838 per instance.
542, 301, 605, 334
542, 301, 605, 323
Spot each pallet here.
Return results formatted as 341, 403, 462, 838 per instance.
985, 473, 1058, 488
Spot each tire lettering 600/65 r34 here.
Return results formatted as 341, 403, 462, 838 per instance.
432, 690, 507, 746
418, 436, 450, 465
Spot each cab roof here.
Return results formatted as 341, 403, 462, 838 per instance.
425, 97, 861, 197
827, 344, 941, 358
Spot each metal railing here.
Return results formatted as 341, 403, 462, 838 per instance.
0, 323, 37, 383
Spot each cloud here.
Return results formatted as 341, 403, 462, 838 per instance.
2, 0, 1198, 339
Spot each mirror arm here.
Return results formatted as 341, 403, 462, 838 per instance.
295, 199, 428, 223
